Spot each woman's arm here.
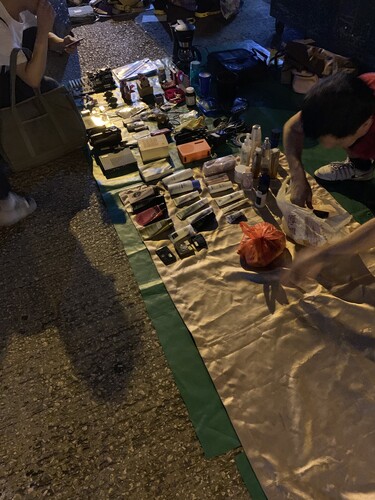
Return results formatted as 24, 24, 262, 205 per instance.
283, 218, 375, 284
16, 0, 55, 88
283, 111, 313, 208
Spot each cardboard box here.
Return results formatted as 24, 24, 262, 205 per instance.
99, 148, 138, 178
177, 139, 211, 164
138, 135, 169, 163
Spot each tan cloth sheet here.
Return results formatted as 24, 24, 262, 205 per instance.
129, 157, 375, 499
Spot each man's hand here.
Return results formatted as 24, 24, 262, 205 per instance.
37, 0, 56, 35
290, 175, 313, 209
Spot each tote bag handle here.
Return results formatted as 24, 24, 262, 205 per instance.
9, 48, 70, 154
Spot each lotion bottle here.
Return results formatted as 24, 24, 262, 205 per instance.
240, 133, 252, 166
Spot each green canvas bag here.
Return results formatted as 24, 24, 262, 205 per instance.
0, 48, 87, 172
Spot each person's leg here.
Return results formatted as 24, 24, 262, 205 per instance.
314, 158, 374, 181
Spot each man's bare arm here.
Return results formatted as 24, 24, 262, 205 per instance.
283, 111, 313, 208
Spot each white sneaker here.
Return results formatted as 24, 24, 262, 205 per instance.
0, 192, 37, 227
314, 161, 375, 181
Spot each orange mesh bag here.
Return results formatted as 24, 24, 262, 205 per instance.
237, 221, 286, 267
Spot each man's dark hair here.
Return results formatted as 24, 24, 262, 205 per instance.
301, 73, 375, 139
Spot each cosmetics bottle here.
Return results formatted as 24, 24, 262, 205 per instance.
241, 167, 253, 194
240, 133, 252, 166
255, 166, 270, 208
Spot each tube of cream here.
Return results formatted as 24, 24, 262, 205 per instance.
173, 191, 200, 207
207, 181, 233, 195
176, 197, 209, 220
215, 190, 245, 208
163, 168, 194, 186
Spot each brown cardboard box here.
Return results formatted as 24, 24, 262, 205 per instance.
138, 135, 169, 162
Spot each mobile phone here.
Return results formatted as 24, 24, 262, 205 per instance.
65, 37, 84, 49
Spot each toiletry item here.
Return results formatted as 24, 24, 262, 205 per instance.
163, 168, 194, 186
202, 155, 236, 176
234, 164, 247, 184
261, 137, 272, 172
215, 190, 245, 208
251, 147, 262, 179
169, 224, 196, 244
251, 124, 262, 148
207, 181, 233, 195
241, 168, 253, 194
240, 133, 252, 166
173, 191, 200, 207
185, 87, 196, 107
226, 210, 245, 224
255, 167, 270, 208
176, 198, 209, 220
221, 199, 248, 214
141, 163, 174, 182
168, 179, 201, 196
139, 218, 174, 240
204, 172, 230, 186
270, 148, 280, 178
185, 207, 214, 225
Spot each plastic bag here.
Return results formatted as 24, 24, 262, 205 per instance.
276, 177, 351, 247
237, 222, 286, 267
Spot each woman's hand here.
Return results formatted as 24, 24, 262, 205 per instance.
48, 34, 81, 54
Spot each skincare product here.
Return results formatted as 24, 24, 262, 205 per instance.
169, 224, 196, 244
207, 181, 233, 195
173, 191, 200, 207
163, 168, 194, 186
251, 147, 262, 179
139, 218, 174, 240
176, 198, 209, 220
202, 155, 236, 176
241, 168, 253, 194
240, 133, 252, 166
168, 179, 201, 196
255, 167, 270, 208
215, 190, 245, 208
270, 148, 280, 178
185, 207, 213, 225
226, 210, 245, 224
221, 199, 248, 214
204, 172, 230, 186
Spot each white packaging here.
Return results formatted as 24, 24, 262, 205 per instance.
207, 181, 233, 195
168, 179, 201, 196
163, 168, 194, 186
215, 190, 245, 208
185, 207, 213, 225
221, 199, 248, 214
169, 224, 196, 244
173, 191, 200, 207
176, 198, 209, 220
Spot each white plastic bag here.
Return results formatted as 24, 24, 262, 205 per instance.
276, 178, 352, 247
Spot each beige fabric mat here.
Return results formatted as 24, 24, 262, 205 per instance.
128, 157, 375, 499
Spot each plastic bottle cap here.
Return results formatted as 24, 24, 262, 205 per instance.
185, 87, 195, 94
192, 179, 201, 190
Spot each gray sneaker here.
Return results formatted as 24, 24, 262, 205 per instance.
0, 192, 37, 227
314, 161, 375, 181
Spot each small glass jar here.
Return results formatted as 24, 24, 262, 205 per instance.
185, 86, 196, 107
